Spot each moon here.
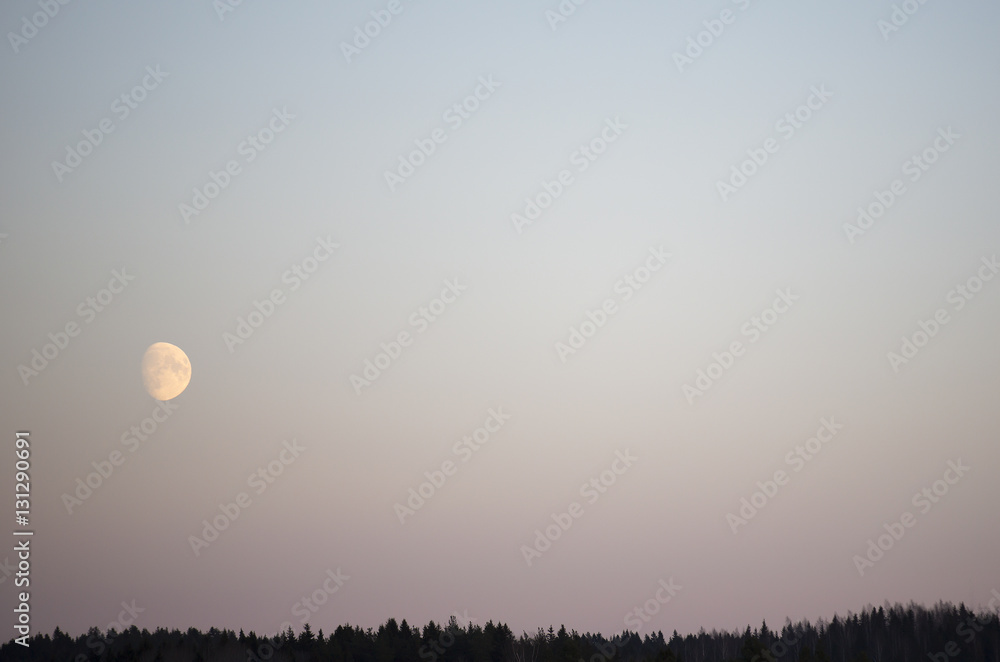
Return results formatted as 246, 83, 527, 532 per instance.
141, 342, 192, 401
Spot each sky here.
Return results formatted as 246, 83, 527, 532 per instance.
1, 0, 999, 641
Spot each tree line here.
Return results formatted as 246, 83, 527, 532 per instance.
3, 600, 998, 662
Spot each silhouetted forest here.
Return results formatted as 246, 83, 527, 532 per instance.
4, 601, 999, 662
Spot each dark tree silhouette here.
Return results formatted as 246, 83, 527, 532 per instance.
2, 601, 998, 662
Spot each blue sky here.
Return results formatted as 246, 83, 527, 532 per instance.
1, 0, 999, 638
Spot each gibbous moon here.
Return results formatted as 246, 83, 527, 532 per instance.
141, 342, 192, 401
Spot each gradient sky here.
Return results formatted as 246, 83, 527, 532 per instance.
1, 0, 999, 640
